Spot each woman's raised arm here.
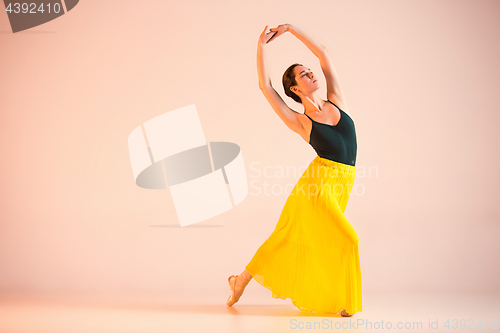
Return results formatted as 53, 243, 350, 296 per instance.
257, 26, 303, 134
270, 24, 346, 104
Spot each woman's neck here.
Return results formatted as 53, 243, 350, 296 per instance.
302, 93, 325, 114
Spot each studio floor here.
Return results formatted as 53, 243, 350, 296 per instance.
0, 290, 498, 333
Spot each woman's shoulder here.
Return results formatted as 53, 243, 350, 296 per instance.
327, 94, 350, 114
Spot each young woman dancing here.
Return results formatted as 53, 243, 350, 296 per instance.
226, 24, 362, 316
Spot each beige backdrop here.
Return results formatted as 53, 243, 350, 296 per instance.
1, 0, 499, 306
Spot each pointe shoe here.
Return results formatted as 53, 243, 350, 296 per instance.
226, 274, 250, 306
340, 309, 353, 317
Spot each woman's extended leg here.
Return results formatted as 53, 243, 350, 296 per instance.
226, 269, 253, 306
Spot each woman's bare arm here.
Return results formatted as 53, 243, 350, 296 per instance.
257, 26, 303, 133
271, 24, 346, 105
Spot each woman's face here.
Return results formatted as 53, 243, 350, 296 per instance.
292, 65, 320, 95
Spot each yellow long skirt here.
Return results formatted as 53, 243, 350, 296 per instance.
245, 155, 362, 314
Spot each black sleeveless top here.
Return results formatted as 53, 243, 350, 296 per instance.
304, 100, 357, 166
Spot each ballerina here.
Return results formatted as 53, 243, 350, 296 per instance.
227, 24, 361, 317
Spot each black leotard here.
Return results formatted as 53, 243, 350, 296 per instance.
304, 100, 357, 166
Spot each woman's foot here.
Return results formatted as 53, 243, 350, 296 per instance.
340, 309, 354, 317
226, 273, 252, 306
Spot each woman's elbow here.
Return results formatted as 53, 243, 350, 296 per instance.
259, 82, 272, 92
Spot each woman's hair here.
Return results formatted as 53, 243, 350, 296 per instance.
282, 63, 303, 104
